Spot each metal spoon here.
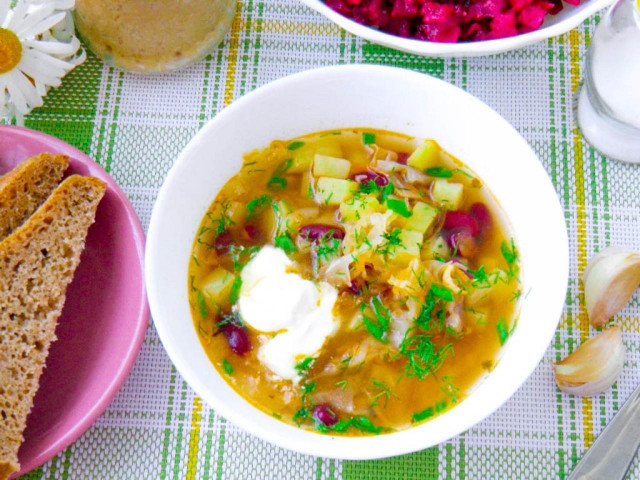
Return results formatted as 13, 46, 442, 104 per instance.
568, 384, 640, 480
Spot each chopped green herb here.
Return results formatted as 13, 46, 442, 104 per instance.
381, 182, 394, 201
229, 276, 242, 305
221, 358, 233, 375
369, 379, 397, 408
376, 228, 403, 257
362, 315, 386, 342
293, 408, 309, 425
246, 195, 272, 219
335, 379, 348, 390
386, 198, 412, 218
295, 357, 314, 375
272, 412, 282, 419
362, 132, 376, 145
192, 255, 200, 267
189, 275, 196, 292
287, 141, 305, 150
197, 290, 208, 319
469, 265, 491, 288
416, 290, 436, 328
425, 166, 453, 178
412, 407, 434, 422
275, 233, 297, 253
400, 332, 453, 380
267, 176, 287, 191
501, 238, 519, 281
496, 317, 509, 345
510, 289, 522, 302
351, 416, 383, 434
371, 297, 391, 331
435, 400, 448, 413
430, 284, 454, 302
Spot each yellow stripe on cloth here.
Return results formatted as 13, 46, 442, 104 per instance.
569, 29, 593, 449
224, 1, 245, 107
187, 397, 203, 479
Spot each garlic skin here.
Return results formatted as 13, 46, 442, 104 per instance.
553, 326, 624, 397
583, 246, 640, 327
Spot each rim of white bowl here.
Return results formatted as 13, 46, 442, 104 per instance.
299, 0, 614, 57
146, 64, 569, 460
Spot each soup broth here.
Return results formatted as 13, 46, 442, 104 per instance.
188, 128, 521, 435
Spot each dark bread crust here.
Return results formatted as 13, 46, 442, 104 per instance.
0, 175, 106, 480
0, 153, 69, 241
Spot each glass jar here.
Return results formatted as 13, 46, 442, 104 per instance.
74, 0, 236, 74
576, 0, 640, 163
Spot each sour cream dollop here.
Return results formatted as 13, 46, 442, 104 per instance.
237, 246, 339, 382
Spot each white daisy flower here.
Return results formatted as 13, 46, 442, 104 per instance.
0, 0, 85, 122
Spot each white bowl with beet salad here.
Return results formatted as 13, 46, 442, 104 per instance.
146, 65, 568, 459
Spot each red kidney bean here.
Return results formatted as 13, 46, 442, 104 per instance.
470, 203, 491, 235
397, 152, 409, 165
348, 280, 362, 295
214, 230, 232, 251
447, 231, 478, 258
299, 224, 345, 241
220, 323, 252, 355
443, 211, 480, 237
243, 224, 260, 240
352, 170, 389, 187
313, 404, 339, 427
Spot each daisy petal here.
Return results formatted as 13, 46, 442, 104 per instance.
5, 71, 29, 115
0, 1, 10, 27
6, 0, 29, 31
14, 70, 43, 109
19, 54, 62, 87
24, 48, 72, 75
14, 3, 56, 38
20, 11, 66, 38
23, 38, 76, 55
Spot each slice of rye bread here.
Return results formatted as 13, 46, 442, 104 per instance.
0, 175, 106, 480
0, 153, 69, 242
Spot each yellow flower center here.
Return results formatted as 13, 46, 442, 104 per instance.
0, 28, 22, 74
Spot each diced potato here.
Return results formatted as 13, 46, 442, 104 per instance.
225, 201, 246, 225
404, 202, 439, 234
313, 154, 351, 179
423, 235, 451, 260
316, 177, 358, 205
314, 137, 343, 158
290, 138, 343, 173
407, 140, 440, 170
201, 267, 236, 306
340, 195, 383, 222
431, 179, 463, 210
389, 229, 423, 264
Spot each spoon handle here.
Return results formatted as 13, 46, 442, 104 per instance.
568, 384, 640, 480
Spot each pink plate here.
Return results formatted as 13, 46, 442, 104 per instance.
0, 125, 148, 478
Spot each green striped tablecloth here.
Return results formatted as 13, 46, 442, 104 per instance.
17, 1, 640, 479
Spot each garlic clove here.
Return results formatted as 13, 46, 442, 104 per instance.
553, 326, 624, 397
583, 246, 640, 327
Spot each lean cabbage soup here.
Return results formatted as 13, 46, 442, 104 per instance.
188, 129, 521, 435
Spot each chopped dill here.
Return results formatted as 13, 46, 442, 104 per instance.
376, 228, 403, 257
386, 198, 412, 218
424, 166, 452, 178
196, 290, 208, 319
287, 141, 305, 150
362, 132, 376, 145
335, 379, 348, 390
430, 284, 453, 302
275, 233, 297, 253
295, 357, 314, 376
496, 317, 509, 345
399, 331, 453, 380
228, 276, 242, 305
192, 255, 200, 267
369, 379, 397, 408
412, 406, 434, 422
221, 358, 233, 375
246, 194, 272, 219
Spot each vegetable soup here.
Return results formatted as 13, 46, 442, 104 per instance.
188, 128, 521, 435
